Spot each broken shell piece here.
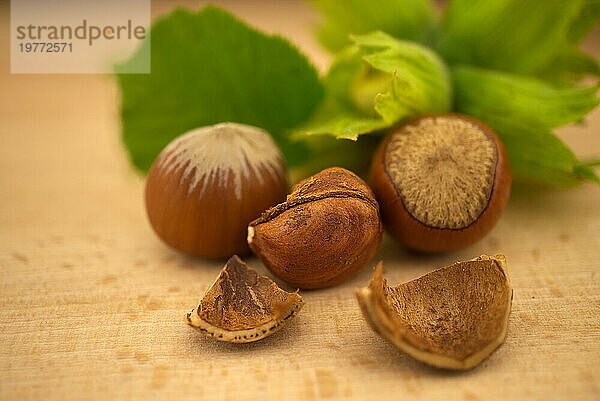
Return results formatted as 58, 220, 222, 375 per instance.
356, 255, 512, 370
186, 255, 303, 343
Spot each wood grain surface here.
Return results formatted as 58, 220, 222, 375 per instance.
1, 1, 599, 400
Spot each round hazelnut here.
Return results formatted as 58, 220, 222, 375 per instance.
370, 114, 511, 252
145, 122, 288, 258
247, 167, 383, 289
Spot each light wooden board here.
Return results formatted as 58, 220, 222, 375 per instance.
1, 1, 599, 400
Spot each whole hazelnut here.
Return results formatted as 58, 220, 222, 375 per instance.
370, 114, 511, 252
145, 122, 288, 258
248, 167, 383, 289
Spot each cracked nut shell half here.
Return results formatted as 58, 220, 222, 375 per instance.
248, 167, 383, 289
357, 255, 512, 370
186, 255, 303, 343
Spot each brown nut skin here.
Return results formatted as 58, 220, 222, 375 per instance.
370, 114, 511, 252
248, 167, 383, 289
145, 123, 288, 258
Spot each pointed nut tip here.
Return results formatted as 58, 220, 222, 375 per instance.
247, 226, 255, 245
356, 287, 372, 301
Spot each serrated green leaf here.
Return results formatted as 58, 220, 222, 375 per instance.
574, 164, 600, 184
308, 0, 599, 187
576, 158, 600, 184
291, 86, 389, 141
539, 0, 600, 83
453, 66, 599, 185
437, 0, 584, 75
291, 46, 388, 141
567, 0, 600, 43
294, 32, 450, 140
294, 107, 388, 141
540, 48, 600, 84
313, 0, 436, 52
117, 6, 323, 171
453, 66, 599, 129
491, 123, 597, 186
354, 32, 451, 122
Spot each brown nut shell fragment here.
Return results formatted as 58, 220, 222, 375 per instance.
186, 255, 303, 343
357, 255, 512, 370
248, 167, 383, 289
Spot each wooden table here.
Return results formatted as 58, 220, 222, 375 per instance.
1, 1, 599, 400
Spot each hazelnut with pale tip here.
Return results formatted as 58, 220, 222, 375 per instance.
145, 122, 288, 258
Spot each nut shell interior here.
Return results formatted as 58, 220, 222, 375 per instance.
186, 255, 303, 343
357, 255, 512, 370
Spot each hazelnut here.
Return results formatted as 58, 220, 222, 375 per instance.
186, 255, 304, 343
370, 114, 511, 252
248, 167, 383, 289
356, 255, 512, 370
145, 123, 288, 258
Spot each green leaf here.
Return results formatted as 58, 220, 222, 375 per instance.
437, 0, 584, 75
307, 0, 600, 187
291, 46, 388, 140
567, 0, 600, 43
453, 66, 600, 185
574, 164, 600, 184
541, 0, 600, 83
291, 134, 382, 178
353, 32, 451, 122
576, 158, 600, 185
117, 6, 323, 171
453, 66, 599, 129
508, 130, 597, 186
539, 48, 600, 84
294, 102, 388, 141
294, 32, 450, 140
493, 123, 598, 186
313, 0, 436, 52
